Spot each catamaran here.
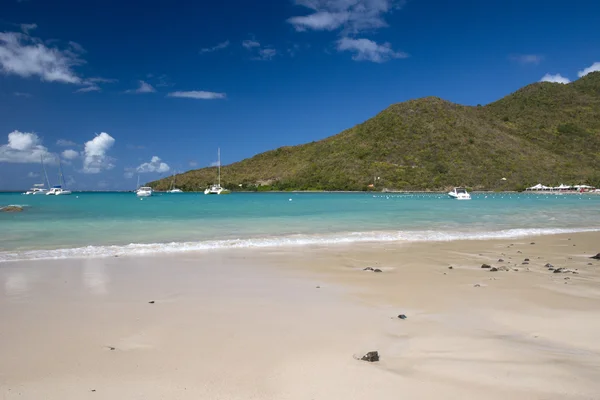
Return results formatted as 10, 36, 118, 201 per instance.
24, 183, 48, 195
204, 148, 230, 195
448, 187, 471, 200
46, 159, 72, 195
24, 155, 51, 195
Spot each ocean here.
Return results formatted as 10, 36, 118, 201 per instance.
1, 191, 599, 261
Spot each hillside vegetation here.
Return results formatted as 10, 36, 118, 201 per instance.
150, 72, 600, 191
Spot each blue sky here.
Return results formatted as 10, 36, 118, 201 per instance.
1, 0, 599, 190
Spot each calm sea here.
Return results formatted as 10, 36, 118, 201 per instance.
1, 192, 599, 261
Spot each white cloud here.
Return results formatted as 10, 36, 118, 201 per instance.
56, 139, 76, 147
126, 80, 156, 94
510, 54, 543, 65
62, 149, 79, 160
82, 132, 116, 174
136, 156, 170, 174
27, 171, 39, 178
14, 91, 32, 97
242, 39, 277, 61
242, 40, 261, 49
336, 37, 407, 63
578, 62, 600, 78
0, 130, 52, 163
75, 85, 101, 93
256, 48, 277, 60
0, 31, 84, 84
167, 90, 226, 100
20, 23, 37, 34
288, 0, 400, 34
189, 160, 198, 167
540, 73, 570, 84
200, 40, 230, 54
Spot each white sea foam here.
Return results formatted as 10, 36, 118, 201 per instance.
1, 227, 599, 263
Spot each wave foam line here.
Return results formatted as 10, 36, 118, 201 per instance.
1, 227, 599, 262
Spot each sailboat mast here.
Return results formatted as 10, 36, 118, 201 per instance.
218, 147, 221, 186
58, 159, 65, 187
41, 155, 51, 189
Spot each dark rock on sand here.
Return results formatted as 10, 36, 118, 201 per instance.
363, 267, 374, 271
373, 268, 383, 273
498, 259, 504, 262
530, 242, 536, 245
474, 284, 481, 287
448, 266, 453, 269
524, 258, 530, 262
490, 267, 499, 272
0, 205, 24, 212
398, 314, 407, 320
590, 253, 600, 260
522, 262, 529, 265
148, 301, 155, 304
361, 351, 380, 362
545, 263, 554, 269
481, 264, 491, 269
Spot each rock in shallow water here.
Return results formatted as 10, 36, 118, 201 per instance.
361, 351, 380, 362
0, 205, 24, 212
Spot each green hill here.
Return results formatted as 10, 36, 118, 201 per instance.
150, 72, 600, 192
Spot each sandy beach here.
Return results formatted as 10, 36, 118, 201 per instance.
1, 232, 600, 399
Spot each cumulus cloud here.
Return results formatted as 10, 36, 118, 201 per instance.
167, 90, 226, 100
336, 37, 407, 63
126, 80, 156, 94
136, 156, 170, 173
200, 40, 230, 54
288, 0, 401, 34
0, 31, 84, 84
509, 54, 543, 65
0, 130, 52, 163
540, 73, 570, 84
578, 62, 600, 78
82, 132, 116, 173
62, 149, 79, 160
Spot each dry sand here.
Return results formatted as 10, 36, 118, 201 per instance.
1, 232, 600, 399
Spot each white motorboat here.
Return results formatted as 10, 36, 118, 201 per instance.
136, 186, 153, 197
204, 148, 230, 195
168, 188, 183, 193
448, 187, 471, 200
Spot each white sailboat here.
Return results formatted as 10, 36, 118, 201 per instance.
168, 171, 183, 193
24, 155, 51, 195
136, 186, 153, 197
47, 159, 72, 195
204, 148, 230, 195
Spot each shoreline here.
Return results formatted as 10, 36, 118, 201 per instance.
2, 231, 600, 399
2, 226, 600, 263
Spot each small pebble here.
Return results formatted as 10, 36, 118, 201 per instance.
398, 314, 407, 320
148, 301, 155, 304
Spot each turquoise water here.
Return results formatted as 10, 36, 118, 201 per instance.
1, 192, 599, 261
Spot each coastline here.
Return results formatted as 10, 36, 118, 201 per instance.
2, 231, 600, 399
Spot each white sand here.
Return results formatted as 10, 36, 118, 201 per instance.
1, 232, 600, 399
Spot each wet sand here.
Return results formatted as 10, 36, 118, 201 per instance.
1, 232, 599, 399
